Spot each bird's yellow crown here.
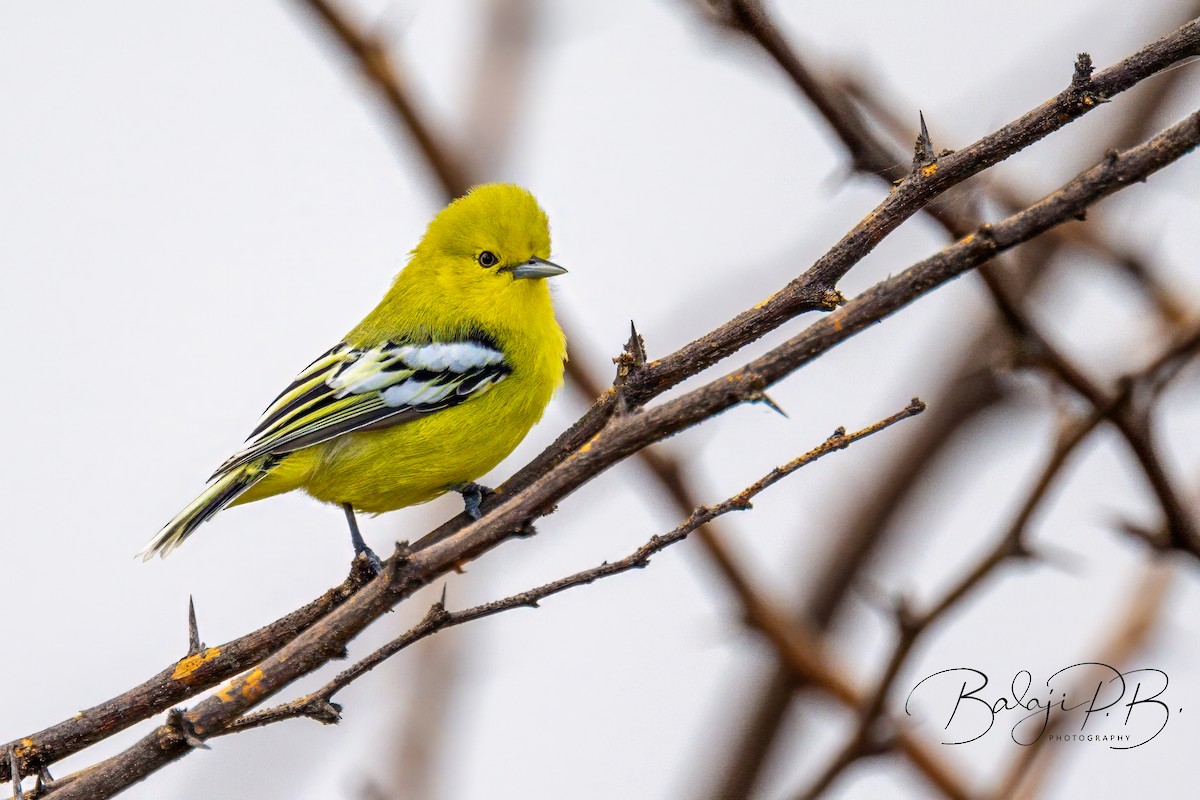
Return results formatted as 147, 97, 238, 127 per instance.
416, 183, 551, 265
350, 183, 559, 344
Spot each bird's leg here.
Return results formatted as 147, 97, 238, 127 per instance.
454, 482, 493, 520
10, 747, 23, 800
342, 503, 382, 575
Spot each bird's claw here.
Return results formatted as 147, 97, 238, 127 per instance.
354, 546, 384, 577
456, 482, 493, 520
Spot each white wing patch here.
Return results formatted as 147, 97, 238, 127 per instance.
328, 341, 506, 398
212, 337, 511, 478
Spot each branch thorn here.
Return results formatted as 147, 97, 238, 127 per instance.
625, 320, 647, 367
303, 698, 343, 725
187, 596, 205, 657
614, 321, 648, 415
912, 110, 935, 173
755, 392, 789, 418
1072, 52, 1094, 89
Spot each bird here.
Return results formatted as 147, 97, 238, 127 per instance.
139, 183, 567, 569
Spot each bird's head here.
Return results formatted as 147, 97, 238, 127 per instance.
408, 184, 565, 306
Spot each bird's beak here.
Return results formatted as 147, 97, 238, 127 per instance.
507, 256, 567, 280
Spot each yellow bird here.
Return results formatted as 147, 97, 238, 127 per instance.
140, 184, 567, 568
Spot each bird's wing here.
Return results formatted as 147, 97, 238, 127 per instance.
211, 338, 511, 478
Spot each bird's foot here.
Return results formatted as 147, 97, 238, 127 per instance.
37, 766, 55, 793
353, 546, 384, 577
455, 482, 493, 520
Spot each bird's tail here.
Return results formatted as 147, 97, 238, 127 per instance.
139, 459, 275, 561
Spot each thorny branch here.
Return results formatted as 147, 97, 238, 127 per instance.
220, 401, 926, 737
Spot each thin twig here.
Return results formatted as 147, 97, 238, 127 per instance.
41, 404, 928, 800
224, 401, 925, 735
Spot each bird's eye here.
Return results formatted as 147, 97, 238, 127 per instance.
478, 251, 499, 268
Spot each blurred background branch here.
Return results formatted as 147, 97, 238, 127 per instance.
2, 3, 1198, 800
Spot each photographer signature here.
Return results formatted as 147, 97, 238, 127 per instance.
904, 663, 1171, 749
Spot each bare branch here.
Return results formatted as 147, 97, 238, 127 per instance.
224, 400, 925, 736
0, 570, 372, 784
43, 403, 926, 798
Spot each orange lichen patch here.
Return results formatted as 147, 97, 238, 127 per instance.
171, 647, 223, 683
578, 432, 603, 453
921, 163, 939, 177
241, 668, 267, 702
14, 738, 36, 757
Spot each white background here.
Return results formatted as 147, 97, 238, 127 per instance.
1, 1, 1198, 798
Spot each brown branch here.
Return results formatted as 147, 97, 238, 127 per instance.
456, 16, 1200, 495
833, 59, 1195, 326
222, 401, 925, 736
41, 404, 925, 799
288, 6, 878, 775
462, 0, 542, 172
0, 568, 373, 784
704, 0, 909, 183
283, 25, 1200, 800
280, 11, 960, 792
13, 89, 1199, 800
399, 108, 1200, 590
